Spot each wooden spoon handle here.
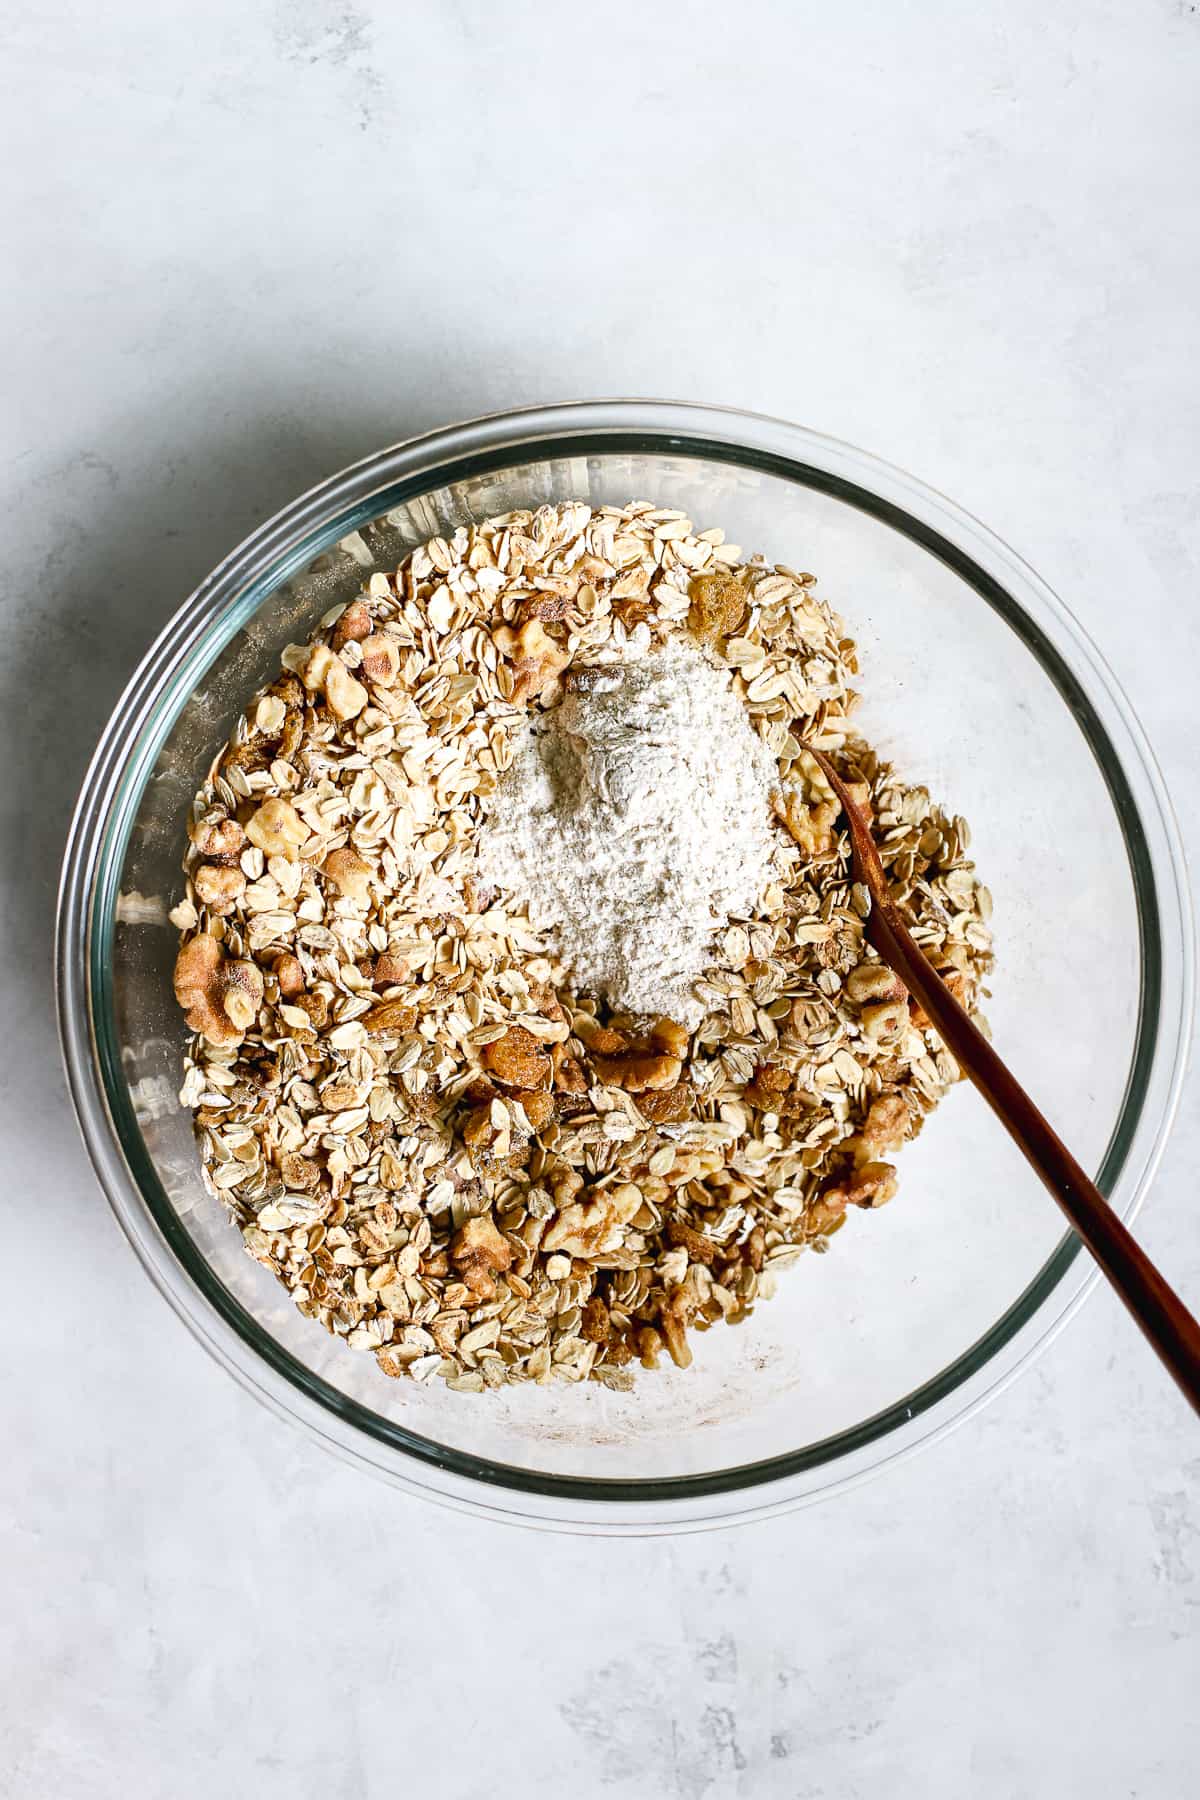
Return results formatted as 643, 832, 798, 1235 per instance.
810, 748, 1200, 1415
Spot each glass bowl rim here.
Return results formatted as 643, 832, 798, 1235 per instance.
56, 399, 1195, 1533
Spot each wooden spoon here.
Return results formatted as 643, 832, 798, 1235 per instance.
807, 745, 1200, 1416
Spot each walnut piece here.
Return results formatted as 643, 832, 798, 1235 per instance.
820, 1160, 899, 1214
746, 1061, 791, 1109
360, 633, 400, 687
300, 643, 368, 722
296, 990, 329, 1031
688, 569, 746, 643
636, 1082, 693, 1124
859, 1092, 909, 1159
845, 961, 907, 1007
860, 998, 907, 1041
666, 1219, 718, 1266
659, 1289, 696, 1369
646, 1016, 690, 1059
811, 1093, 909, 1230
591, 1050, 682, 1093
492, 618, 568, 704
552, 1046, 589, 1095
174, 935, 234, 1044
173, 935, 264, 1045
543, 1184, 641, 1258
362, 998, 417, 1035
575, 1016, 630, 1055
273, 952, 305, 999
450, 1212, 514, 1299
245, 796, 308, 860
373, 949, 409, 989
511, 1088, 555, 1132
330, 599, 372, 652
220, 959, 265, 1031
577, 1013, 688, 1094
482, 1025, 552, 1090
323, 846, 373, 902
774, 788, 838, 859
193, 863, 246, 915
581, 1296, 612, 1343
189, 816, 245, 864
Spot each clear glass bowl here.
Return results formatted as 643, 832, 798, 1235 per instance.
56, 401, 1193, 1532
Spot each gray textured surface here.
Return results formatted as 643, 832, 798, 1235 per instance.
1, 1, 1197, 1794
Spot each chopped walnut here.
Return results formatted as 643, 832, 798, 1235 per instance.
193, 863, 246, 915
805, 1192, 850, 1236
296, 990, 329, 1031
581, 1295, 612, 1343
221, 960, 265, 1032
323, 846, 373, 902
372, 949, 409, 989
821, 1160, 899, 1213
492, 618, 568, 704
659, 1288, 696, 1369
774, 788, 839, 859
174, 935, 234, 1045
173, 935, 263, 1046
482, 1025, 552, 1090
575, 1016, 631, 1055
330, 599, 372, 652
552, 1044, 589, 1095
688, 569, 746, 643
450, 1212, 514, 1299
666, 1219, 718, 1266
245, 796, 308, 860
362, 998, 417, 1035
543, 1184, 641, 1258
511, 1088, 555, 1132
860, 998, 907, 1041
845, 962, 907, 1007
272, 952, 305, 999
636, 1082, 693, 1124
859, 1092, 909, 1158
909, 953, 970, 1027
746, 1062, 792, 1109
189, 816, 245, 864
591, 1050, 682, 1093
360, 633, 400, 687
646, 1015, 690, 1059
300, 643, 368, 722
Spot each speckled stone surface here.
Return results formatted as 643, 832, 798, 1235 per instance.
1, 2, 1197, 1794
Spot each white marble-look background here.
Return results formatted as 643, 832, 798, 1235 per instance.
2, 2, 1197, 1794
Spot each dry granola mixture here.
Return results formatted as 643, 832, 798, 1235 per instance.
170, 501, 994, 1392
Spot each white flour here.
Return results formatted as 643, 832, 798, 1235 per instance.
478, 637, 780, 1026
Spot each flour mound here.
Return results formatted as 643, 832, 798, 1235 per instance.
478, 637, 779, 1026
